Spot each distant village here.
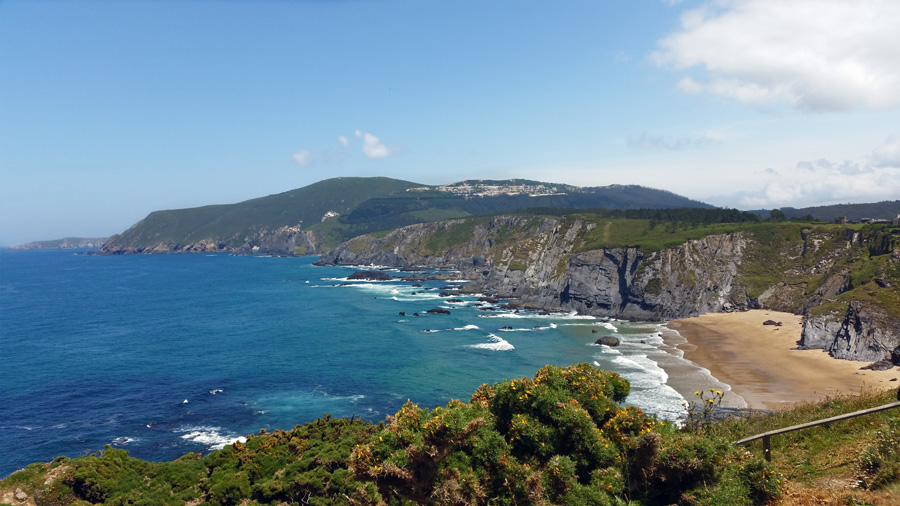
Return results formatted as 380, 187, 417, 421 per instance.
408, 181, 570, 198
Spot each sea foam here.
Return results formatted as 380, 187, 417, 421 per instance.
178, 426, 247, 450
469, 334, 514, 351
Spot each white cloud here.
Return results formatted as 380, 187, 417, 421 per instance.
871, 136, 900, 167
627, 131, 720, 151
654, 0, 900, 112
338, 135, 350, 147
291, 150, 314, 167
735, 155, 900, 208
354, 129, 398, 159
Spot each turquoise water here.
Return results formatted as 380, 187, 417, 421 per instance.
0, 250, 697, 477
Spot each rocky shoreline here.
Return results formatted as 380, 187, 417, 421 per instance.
315, 216, 900, 366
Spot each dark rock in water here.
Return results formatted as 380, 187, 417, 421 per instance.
447, 298, 464, 303
412, 283, 423, 287
860, 360, 895, 371
399, 312, 405, 316
591, 329, 598, 333
595, 336, 620, 347
427, 308, 451, 315
347, 270, 392, 281
763, 320, 782, 326
479, 296, 500, 304
500, 326, 513, 330
413, 313, 420, 317
892, 346, 900, 366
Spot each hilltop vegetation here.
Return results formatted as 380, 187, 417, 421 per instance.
4, 363, 899, 505
98, 177, 713, 255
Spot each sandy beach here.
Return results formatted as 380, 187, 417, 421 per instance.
667, 310, 899, 410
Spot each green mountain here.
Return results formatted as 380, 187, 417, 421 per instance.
99, 177, 714, 255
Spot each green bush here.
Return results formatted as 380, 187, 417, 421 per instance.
3, 363, 789, 505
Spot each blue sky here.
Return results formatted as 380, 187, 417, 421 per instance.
2, 0, 900, 246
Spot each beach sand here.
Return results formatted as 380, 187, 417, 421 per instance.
667, 310, 899, 410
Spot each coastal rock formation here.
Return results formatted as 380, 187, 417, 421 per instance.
10, 237, 108, 250
800, 301, 900, 363
347, 270, 392, 281
318, 216, 747, 320
595, 336, 620, 347
317, 215, 900, 362
100, 224, 324, 256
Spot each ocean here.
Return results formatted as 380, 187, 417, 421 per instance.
0, 249, 727, 477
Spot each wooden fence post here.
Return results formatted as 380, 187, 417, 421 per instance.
734, 399, 900, 463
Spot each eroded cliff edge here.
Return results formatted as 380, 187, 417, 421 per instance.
316, 215, 900, 363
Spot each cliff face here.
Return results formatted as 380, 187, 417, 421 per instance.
10, 237, 108, 250
800, 300, 900, 362
99, 225, 325, 256
318, 216, 749, 320
317, 216, 900, 362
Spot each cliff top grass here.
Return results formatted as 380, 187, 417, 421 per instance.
571, 216, 752, 253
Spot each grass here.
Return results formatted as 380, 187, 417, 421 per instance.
422, 217, 491, 254
708, 389, 900, 499
571, 216, 750, 253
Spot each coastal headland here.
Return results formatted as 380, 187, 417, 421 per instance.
669, 310, 899, 410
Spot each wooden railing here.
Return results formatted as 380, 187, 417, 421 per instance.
734, 400, 900, 462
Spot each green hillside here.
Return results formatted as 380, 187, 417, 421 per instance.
105, 177, 420, 250
99, 177, 715, 254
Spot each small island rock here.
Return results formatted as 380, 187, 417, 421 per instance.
347, 270, 392, 281
595, 336, 620, 347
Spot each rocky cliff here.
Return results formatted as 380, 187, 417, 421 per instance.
99, 224, 325, 256
317, 216, 749, 320
10, 237, 108, 250
317, 215, 900, 362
